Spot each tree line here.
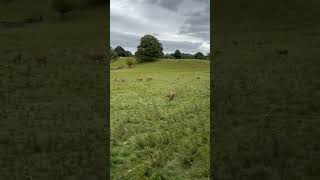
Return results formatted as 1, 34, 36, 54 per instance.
111, 34, 210, 62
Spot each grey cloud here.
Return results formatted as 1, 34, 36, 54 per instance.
143, 0, 185, 11
179, 4, 210, 41
111, 0, 210, 53
192, 0, 209, 4
111, 31, 204, 53
161, 40, 202, 53
110, 31, 140, 52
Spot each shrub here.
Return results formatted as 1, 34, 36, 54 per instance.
126, 59, 134, 68
51, 0, 74, 20
135, 34, 163, 62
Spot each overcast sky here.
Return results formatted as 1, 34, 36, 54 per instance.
111, 0, 210, 54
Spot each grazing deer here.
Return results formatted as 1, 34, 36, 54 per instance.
24, 16, 43, 23
34, 56, 47, 66
12, 53, 22, 63
214, 50, 223, 55
275, 48, 288, 56
87, 52, 106, 64
232, 40, 239, 46
166, 89, 177, 101
146, 77, 153, 81
137, 78, 143, 81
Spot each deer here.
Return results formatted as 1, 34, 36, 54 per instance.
34, 56, 47, 66
166, 89, 177, 101
275, 48, 288, 56
87, 52, 106, 64
232, 40, 239, 46
12, 53, 22, 63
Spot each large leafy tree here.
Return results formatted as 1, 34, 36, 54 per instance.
173, 49, 182, 59
135, 35, 163, 62
114, 46, 127, 57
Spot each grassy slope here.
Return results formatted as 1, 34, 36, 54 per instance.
0, 2, 108, 179
213, 1, 320, 179
111, 58, 210, 179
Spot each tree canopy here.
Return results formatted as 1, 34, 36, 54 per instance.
194, 52, 205, 59
135, 34, 163, 62
114, 46, 127, 57
173, 49, 182, 59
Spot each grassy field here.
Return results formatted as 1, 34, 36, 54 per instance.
212, 2, 320, 179
111, 57, 210, 179
1, 1, 108, 179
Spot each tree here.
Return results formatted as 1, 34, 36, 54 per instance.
125, 51, 132, 57
164, 53, 173, 59
135, 34, 163, 62
110, 46, 119, 61
173, 49, 182, 59
181, 53, 194, 59
194, 52, 205, 59
114, 46, 126, 57
51, 0, 74, 20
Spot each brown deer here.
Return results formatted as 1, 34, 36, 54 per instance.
275, 48, 288, 56
87, 52, 106, 64
232, 40, 239, 46
166, 89, 177, 101
34, 56, 47, 66
146, 77, 153, 81
12, 53, 22, 63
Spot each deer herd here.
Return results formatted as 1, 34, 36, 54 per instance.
11, 51, 107, 66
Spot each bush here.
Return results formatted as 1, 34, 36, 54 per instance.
51, 0, 74, 19
126, 59, 134, 68
135, 35, 163, 62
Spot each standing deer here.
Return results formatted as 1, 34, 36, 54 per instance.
87, 52, 106, 64
34, 56, 47, 66
275, 48, 288, 56
166, 89, 177, 101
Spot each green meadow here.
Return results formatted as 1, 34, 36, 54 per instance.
213, 2, 320, 179
111, 57, 210, 179
1, 1, 107, 179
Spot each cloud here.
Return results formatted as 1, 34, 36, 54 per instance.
179, 4, 210, 42
111, 0, 210, 54
161, 40, 202, 53
138, 0, 185, 11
